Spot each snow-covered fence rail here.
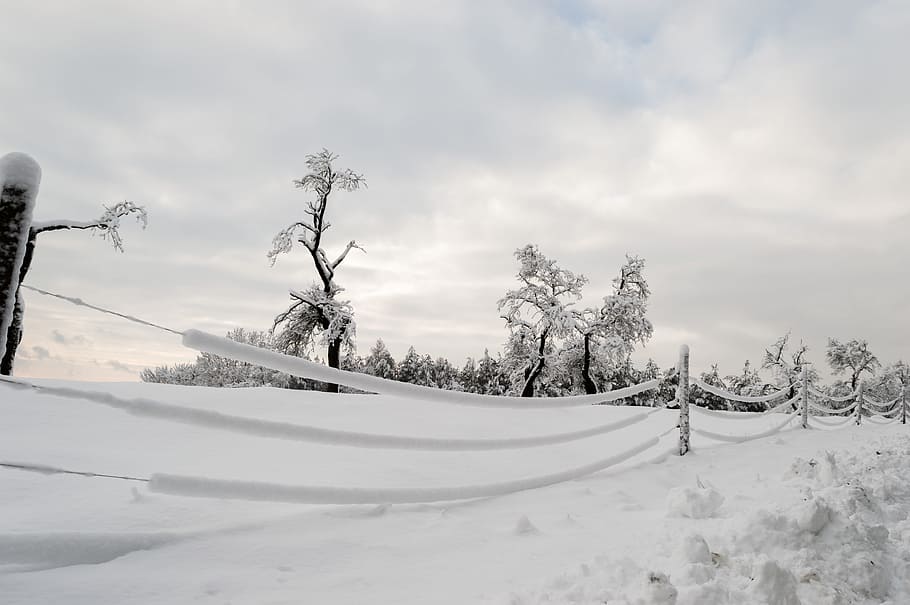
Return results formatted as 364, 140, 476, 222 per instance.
147, 437, 662, 505
181, 329, 661, 408
3, 285, 908, 507
0, 378, 661, 451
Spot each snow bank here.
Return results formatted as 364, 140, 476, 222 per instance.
513, 434, 910, 604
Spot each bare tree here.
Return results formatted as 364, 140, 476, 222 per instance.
2, 201, 146, 374
268, 150, 365, 392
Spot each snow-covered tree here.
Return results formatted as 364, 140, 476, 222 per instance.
865, 360, 907, 403
268, 150, 366, 392
2, 195, 146, 375
498, 244, 587, 397
691, 364, 729, 410
396, 346, 422, 384
761, 332, 818, 402
363, 338, 396, 380
826, 338, 879, 392
571, 255, 653, 394
459, 357, 478, 393
141, 328, 300, 389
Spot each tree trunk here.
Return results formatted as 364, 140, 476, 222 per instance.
582, 332, 597, 394
521, 331, 548, 397
1, 231, 37, 375
0, 291, 23, 375
1, 160, 39, 375
326, 336, 341, 393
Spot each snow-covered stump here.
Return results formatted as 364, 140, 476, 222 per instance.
800, 365, 809, 429
677, 344, 690, 456
855, 381, 864, 426
0, 153, 40, 364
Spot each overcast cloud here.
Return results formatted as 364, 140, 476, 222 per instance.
2, 0, 909, 382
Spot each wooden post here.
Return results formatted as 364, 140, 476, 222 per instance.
0, 153, 40, 364
800, 365, 809, 429
855, 381, 864, 426
677, 344, 690, 456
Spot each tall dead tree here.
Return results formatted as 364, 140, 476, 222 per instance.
268, 150, 365, 393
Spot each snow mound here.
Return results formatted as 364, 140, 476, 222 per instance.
666, 480, 725, 519
513, 515, 539, 536
514, 435, 910, 605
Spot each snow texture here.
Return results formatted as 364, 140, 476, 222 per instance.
0, 152, 41, 190
4, 381, 909, 604
666, 481, 725, 519
182, 329, 661, 407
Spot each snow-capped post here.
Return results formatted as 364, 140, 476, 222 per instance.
677, 344, 690, 455
0, 153, 40, 363
800, 365, 809, 429
855, 381, 864, 426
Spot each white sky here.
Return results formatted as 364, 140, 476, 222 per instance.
2, 0, 909, 382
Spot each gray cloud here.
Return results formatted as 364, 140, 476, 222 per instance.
30, 346, 51, 361
2, 1, 909, 381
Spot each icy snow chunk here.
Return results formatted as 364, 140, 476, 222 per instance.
675, 533, 713, 565
513, 515, 539, 535
748, 557, 799, 605
638, 571, 678, 604
672, 534, 716, 585
666, 483, 724, 519
792, 498, 830, 535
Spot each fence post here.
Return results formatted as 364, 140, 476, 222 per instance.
677, 344, 690, 456
0, 153, 40, 364
855, 381, 864, 426
800, 366, 809, 429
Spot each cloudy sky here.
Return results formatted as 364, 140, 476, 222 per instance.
2, 0, 909, 382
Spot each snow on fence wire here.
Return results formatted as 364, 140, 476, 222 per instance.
2, 285, 908, 506
0, 377, 661, 451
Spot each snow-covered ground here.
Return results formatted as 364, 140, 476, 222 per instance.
1, 379, 908, 604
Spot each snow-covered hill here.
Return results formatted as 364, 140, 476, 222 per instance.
1, 380, 908, 604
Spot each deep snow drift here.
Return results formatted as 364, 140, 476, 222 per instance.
1, 379, 908, 604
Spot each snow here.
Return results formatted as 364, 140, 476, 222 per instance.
1, 380, 908, 604
666, 481, 725, 519
0, 152, 41, 191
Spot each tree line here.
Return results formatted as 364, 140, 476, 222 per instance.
140, 150, 909, 408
